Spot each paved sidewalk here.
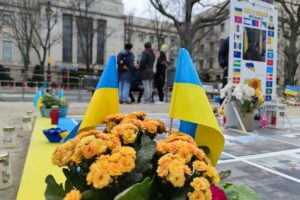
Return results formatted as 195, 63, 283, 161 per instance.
1, 102, 300, 199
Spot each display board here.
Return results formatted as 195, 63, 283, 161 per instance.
228, 0, 278, 101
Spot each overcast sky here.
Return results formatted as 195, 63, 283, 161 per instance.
123, 0, 150, 17
122, 0, 224, 18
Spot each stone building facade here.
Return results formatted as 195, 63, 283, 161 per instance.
0, 0, 179, 82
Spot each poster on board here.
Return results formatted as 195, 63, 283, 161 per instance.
228, 0, 278, 101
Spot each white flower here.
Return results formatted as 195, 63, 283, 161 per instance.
235, 91, 244, 101
220, 84, 233, 98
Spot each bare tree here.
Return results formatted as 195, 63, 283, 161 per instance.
124, 10, 135, 43
70, 0, 96, 73
276, 0, 300, 85
31, 1, 60, 71
3, 0, 39, 80
148, 4, 172, 51
149, 0, 229, 54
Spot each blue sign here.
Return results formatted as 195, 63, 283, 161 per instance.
234, 51, 242, 58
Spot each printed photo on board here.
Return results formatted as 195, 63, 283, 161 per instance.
243, 27, 266, 62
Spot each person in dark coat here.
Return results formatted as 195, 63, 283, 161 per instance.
218, 37, 229, 87
139, 42, 156, 103
154, 51, 169, 103
117, 43, 134, 104
129, 64, 144, 103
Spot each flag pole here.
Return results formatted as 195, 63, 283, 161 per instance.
169, 118, 173, 134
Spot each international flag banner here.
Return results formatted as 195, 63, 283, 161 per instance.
233, 72, 241, 76
267, 51, 274, 59
268, 30, 274, 37
268, 23, 274, 30
233, 60, 241, 67
169, 48, 224, 166
234, 7, 243, 16
246, 62, 255, 71
266, 88, 272, 94
267, 74, 273, 81
234, 24, 240, 32
234, 42, 242, 50
267, 67, 273, 73
233, 77, 241, 84
266, 96, 272, 101
234, 33, 241, 41
267, 60, 274, 66
266, 81, 273, 87
252, 20, 259, 27
261, 21, 267, 29
244, 18, 251, 25
235, 16, 242, 24
233, 68, 241, 72
234, 51, 241, 58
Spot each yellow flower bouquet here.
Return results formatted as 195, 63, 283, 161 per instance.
45, 111, 222, 200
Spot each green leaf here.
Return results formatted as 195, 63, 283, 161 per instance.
171, 187, 191, 200
219, 170, 231, 181
63, 168, 89, 191
44, 175, 66, 200
80, 190, 94, 200
114, 177, 153, 200
135, 135, 156, 173
223, 184, 262, 200
64, 179, 73, 193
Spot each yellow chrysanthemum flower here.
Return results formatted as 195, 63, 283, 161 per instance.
188, 191, 206, 200
106, 135, 121, 150
63, 189, 81, 200
106, 162, 123, 176
142, 118, 166, 134
76, 129, 101, 139
119, 157, 135, 173
205, 189, 212, 200
120, 118, 143, 129
193, 160, 208, 172
206, 166, 218, 178
104, 113, 126, 123
82, 138, 107, 159
190, 177, 210, 191
116, 146, 136, 159
87, 162, 113, 189
52, 137, 79, 167
126, 111, 147, 120
212, 173, 220, 185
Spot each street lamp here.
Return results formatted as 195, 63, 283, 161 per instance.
46, 0, 53, 83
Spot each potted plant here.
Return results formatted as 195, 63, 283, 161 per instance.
40, 94, 68, 118
232, 79, 264, 132
45, 112, 262, 200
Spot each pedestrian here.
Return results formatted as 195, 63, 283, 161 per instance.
129, 62, 144, 103
139, 42, 156, 103
154, 51, 169, 103
218, 37, 229, 88
117, 43, 134, 104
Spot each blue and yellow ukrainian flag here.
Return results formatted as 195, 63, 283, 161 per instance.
33, 83, 47, 109
169, 48, 224, 166
284, 85, 299, 97
58, 89, 65, 101
80, 55, 119, 132
63, 56, 119, 142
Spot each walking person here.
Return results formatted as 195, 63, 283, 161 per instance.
117, 43, 134, 104
154, 51, 169, 104
139, 42, 156, 103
